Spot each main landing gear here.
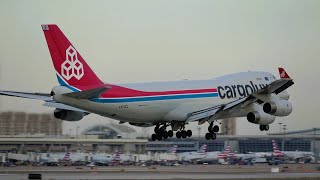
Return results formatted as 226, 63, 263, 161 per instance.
151, 123, 192, 141
205, 122, 219, 140
259, 125, 269, 131
151, 123, 174, 141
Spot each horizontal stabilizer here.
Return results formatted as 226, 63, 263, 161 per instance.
43, 101, 88, 112
0, 91, 52, 101
63, 87, 111, 99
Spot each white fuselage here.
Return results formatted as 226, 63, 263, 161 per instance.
54, 71, 278, 124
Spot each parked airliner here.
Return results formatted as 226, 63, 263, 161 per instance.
0, 24, 294, 141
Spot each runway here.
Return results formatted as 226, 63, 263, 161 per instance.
0, 164, 319, 180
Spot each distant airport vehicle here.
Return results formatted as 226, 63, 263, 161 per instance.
0, 24, 294, 141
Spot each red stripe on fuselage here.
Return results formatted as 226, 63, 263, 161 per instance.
72, 83, 217, 98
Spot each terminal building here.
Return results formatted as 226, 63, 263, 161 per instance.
0, 112, 318, 160
146, 128, 320, 160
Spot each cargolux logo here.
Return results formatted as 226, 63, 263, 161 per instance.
61, 46, 84, 80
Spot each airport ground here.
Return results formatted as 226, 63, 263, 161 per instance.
0, 164, 320, 180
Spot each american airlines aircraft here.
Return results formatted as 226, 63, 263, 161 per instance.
0, 24, 294, 141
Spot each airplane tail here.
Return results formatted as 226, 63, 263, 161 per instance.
171, 145, 178, 156
112, 150, 121, 166
198, 144, 207, 155
272, 140, 284, 157
42, 24, 103, 87
62, 152, 71, 161
278, 67, 291, 79
218, 145, 235, 159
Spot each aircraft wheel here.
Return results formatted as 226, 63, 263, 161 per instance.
168, 130, 173, 137
259, 125, 265, 131
181, 130, 187, 138
213, 125, 219, 132
265, 125, 269, 131
176, 131, 182, 139
163, 131, 169, 139
208, 126, 213, 133
156, 133, 162, 141
151, 134, 157, 141
205, 133, 211, 140
154, 126, 159, 134
186, 130, 192, 137
211, 132, 217, 140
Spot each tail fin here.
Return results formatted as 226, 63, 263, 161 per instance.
272, 140, 284, 157
278, 67, 291, 79
62, 152, 71, 161
112, 150, 121, 166
171, 145, 177, 156
42, 24, 103, 87
198, 144, 207, 155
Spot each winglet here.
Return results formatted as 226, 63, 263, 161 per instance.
278, 67, 291, 79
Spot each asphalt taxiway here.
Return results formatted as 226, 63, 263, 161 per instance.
0, 164, 319, 180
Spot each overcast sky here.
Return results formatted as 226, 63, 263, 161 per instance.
0, 0, 319, 136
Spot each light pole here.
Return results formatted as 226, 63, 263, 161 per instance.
283, 124, 287, 134
278, 122, 282, 134
76, 126, 80, 138
281, 124, 287, 151
197, 127, 201, 138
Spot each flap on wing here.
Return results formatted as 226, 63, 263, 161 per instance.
0, 91, 52, 101
43, 101, 88, 112
63, 87, 111, 99
186, 105, 221, 122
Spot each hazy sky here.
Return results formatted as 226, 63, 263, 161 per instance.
0, 0, 319, 135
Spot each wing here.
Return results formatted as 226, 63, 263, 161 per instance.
0, 90, 52, 101
187, 68, 294, 124
0, 90, 88, 113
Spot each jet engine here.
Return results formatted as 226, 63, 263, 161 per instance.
247, 110, 276, 125
54, 109, 84, 121
263, 100, 292, 116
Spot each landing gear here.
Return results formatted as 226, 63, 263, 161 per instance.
151, 122, 193, 141
205, 132, 217, 140
176, 131, 181, 139
259, 125, 269, 131
175, 123, 192, 139
205, 122, 219, 140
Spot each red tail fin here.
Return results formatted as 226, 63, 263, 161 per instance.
272, 140, 284, 157
278, 67, 291, 79
42, 24, 103, 86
